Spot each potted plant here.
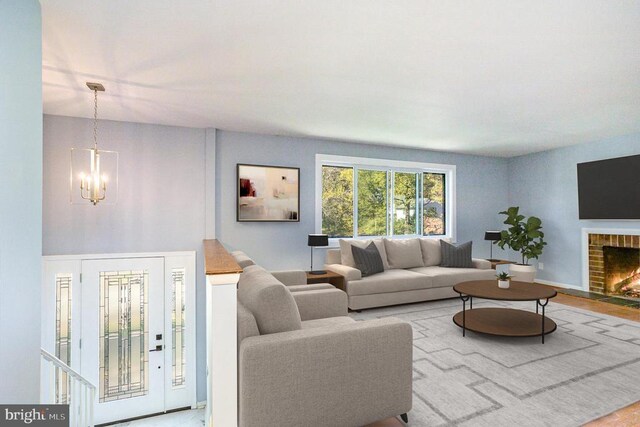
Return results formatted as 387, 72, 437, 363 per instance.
496, 271, 512, 289
496, 206, 547, 283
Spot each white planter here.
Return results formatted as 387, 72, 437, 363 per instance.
498, 280, 510, 289
509, 264, 537, 283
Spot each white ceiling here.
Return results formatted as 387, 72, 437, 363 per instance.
42, 0, 640, 157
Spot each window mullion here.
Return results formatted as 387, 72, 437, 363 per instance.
416, 173, 421, 236
353, 166, 358, 238
443, 172, 448, 238
388, 170, 393, 237
421, 173, 425, 236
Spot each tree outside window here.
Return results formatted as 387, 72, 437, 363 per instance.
321, 166, 353, 237
357, 169, 387, 236
423, 173, 445, 235
393, 172, 417, 235
321, 164, 448, 238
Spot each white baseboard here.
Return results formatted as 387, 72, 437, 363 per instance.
195, 401, 207, 409
535, 278, 583, 290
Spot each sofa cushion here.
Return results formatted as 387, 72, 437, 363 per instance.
383, 238, 424, 269
326, 248, 342, 265
419, 238, 450, 266
301, 316, 355, 329
237, 265, 302, 335
408, 266, 496, 288
287, 283, 335, 292
231, 250, 256, 269
347, 269, 432, 296
325, 264, 362, 282
238, 264, 281, 288
351, 242, 384, 277
441, 240, 473, 268
237, 301, 260, 350
339, 239, 390, 270
270, 270, 306, 286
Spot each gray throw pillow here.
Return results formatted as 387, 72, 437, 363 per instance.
351, 242, 384, 277
440, 240, 473, 268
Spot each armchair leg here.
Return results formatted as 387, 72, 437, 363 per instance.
400, 413, 408, 423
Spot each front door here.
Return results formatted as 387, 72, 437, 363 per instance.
81, 257, 165, 425
42, 253, 196, 425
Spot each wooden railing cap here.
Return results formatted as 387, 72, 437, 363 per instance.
203, 239, 243, 275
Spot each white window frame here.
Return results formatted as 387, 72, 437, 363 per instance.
315, 154, 456, 243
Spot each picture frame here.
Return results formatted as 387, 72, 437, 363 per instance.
237, 163, 300, 222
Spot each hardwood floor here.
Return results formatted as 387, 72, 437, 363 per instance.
367, 288, 640, 427
365, 417, 404, 427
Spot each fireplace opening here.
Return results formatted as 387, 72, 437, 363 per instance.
603, 246, 640, 299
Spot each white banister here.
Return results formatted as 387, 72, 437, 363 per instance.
203, 240, 241, 427
41, 349, 96, 427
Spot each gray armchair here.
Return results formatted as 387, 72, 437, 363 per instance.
237, 264, 413, 427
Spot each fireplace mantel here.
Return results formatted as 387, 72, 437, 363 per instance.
581, 228, 640, 292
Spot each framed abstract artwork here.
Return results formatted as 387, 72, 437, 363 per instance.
237, 164, 300, 222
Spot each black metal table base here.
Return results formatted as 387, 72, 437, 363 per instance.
459, 294, 470, 336
537, 298, 550, 344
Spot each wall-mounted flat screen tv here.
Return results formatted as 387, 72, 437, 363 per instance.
577, 154, 640, 220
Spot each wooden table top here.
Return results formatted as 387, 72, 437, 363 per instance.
305, 270, 343, 280
453, 280, 557, 301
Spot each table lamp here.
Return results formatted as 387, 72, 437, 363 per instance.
308, 234, 329, 274
484, 231, 501, 261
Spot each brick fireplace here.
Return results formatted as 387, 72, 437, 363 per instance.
588, 232, 640, 298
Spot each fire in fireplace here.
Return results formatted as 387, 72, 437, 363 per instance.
603, 246, 640, 299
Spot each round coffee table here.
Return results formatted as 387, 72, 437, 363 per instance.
452, 280, 557, 344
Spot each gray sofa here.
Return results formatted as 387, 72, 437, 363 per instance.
231, 250, 348, 319
236, 263, 413, 427
325, 237, 495, 310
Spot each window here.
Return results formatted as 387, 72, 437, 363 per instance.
317, 155, 455, 240
423, 172, 445, 235
358, 169, 388, 236
393, 172, 418, 236
321, 166, 353, 238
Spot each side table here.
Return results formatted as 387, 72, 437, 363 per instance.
306, 270, 345, 292
487, 259, 516, 270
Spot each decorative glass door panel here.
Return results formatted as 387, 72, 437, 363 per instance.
171, 268, 186, 388
163, 256, 196, 410
56, 273, 72, 404
81, 258, 164, 424
99, 270, 149, 402
41, 260, 82, 405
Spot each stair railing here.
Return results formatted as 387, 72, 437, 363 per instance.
40, 348, 95, 427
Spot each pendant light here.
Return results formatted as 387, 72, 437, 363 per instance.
70, 82, 118, 205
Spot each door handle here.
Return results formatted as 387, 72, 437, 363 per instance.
149, 345, 163, 352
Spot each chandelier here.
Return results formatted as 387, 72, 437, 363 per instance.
70, 82, 118, 205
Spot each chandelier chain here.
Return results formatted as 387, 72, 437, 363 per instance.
93, 88, 98, 151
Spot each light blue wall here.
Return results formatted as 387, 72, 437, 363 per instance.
43, 118, 510, 404
44, 117, 638, 405
0, 0, 42, 403
215, 130, 511, 269
508, 134, 640, 287
43, 115, 209, 401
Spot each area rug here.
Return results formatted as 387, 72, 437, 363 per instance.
351, 298, 640, 427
